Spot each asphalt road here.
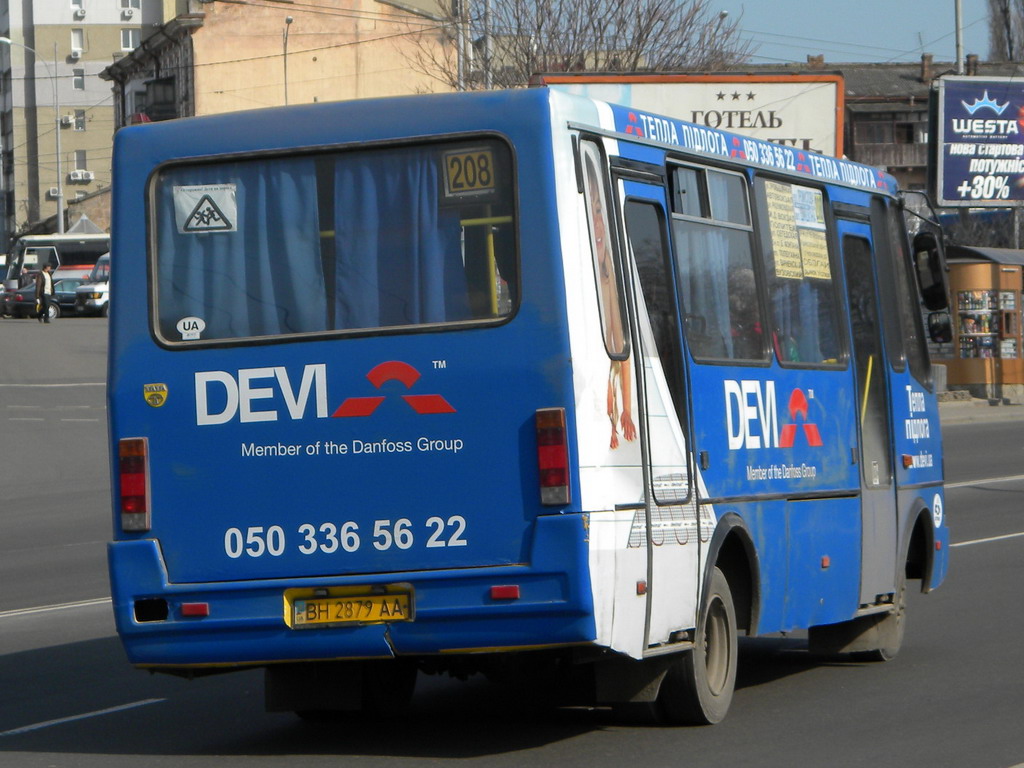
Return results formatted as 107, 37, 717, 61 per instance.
1, 317, 1022, 768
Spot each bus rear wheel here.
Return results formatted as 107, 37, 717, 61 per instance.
658, 566, 737, 725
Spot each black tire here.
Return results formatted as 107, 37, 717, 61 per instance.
47, 301, 60, 319
658, 566, 738, 725
856, 576, 906, 663
100, 302, 109, 317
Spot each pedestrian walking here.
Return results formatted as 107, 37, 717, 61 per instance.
35, 263, 53, 323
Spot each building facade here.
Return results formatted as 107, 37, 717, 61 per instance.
0, 0, 168, 248
101, 0, 452, 129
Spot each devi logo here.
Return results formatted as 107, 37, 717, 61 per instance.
194, 361, 455, 426
333, 361, 455, 417
725, 380, 823, 450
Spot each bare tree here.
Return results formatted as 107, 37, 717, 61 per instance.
403, 0, 756, 91
989, 0, 1024, 61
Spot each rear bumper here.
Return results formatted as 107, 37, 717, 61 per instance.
108, 513, 596, 668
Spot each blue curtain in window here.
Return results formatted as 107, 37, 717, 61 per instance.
772, 276, 824, 363
156, 158, 326, 340
673, 221, 736, 359
332, 148, 468, 330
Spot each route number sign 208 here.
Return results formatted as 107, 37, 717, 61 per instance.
443, 148, 495, 197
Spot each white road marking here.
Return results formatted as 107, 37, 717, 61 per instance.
0, 597, 111, 620
0, 699, 165, 737
951, 532, 1024, 548
0, 382, 105, 388
946, 473, 1024, 489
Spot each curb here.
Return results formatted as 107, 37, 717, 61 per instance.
939, 398, 1024, 425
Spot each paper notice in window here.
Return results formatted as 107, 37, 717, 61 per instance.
764, 181, 802, 280
174, 184, 237, 234
799, 229, 831, 280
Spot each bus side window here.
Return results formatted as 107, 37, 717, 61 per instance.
753, 177, 844, 366
625, 199, 685, 422
580, 141, 629, 361
872, 198, 932, 387
670, 165, 766, 363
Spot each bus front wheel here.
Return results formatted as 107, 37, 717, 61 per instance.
658, 566, 737, 725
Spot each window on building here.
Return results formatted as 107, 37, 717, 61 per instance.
894, 123, 915, 144
71, 28, 84, 52
70, 0, 84, 10
855, 112, 928, 146
855, 121, 893, 144
73, 68, 85, 90
121, 28, 140, 50
74, 109, 86, 131
75, 150, 87, 170
120, 0, 141, 7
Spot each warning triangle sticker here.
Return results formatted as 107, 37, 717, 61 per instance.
184, 194, 234, 232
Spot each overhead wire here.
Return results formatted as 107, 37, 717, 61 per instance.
740, 11, 990, 65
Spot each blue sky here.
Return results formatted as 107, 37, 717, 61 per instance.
715, 2, 990, 64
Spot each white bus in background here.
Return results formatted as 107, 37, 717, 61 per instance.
3, 233, 110, 289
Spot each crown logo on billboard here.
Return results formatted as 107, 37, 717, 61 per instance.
961, 90, 1009, 116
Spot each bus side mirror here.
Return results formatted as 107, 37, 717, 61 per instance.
913, 231, 949, 311
928, 311, 953, 344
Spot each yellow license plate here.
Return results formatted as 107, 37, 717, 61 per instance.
287, 589, 412, 629
443, 148, 496, 196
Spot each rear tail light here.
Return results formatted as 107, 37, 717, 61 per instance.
536, 407, 570, 505
119, 437, 151, 532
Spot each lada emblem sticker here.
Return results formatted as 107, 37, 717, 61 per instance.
144, 383, 169, 408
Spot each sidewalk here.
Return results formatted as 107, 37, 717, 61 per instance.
939, 394, 1024, 425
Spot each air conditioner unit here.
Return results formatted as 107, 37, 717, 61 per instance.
69, 169, 94, 182
47, 187, 59, 198
60, 115, 73, 127
122, 7, 134, 18
69, 49, 82, 61
73, 7, 86, 18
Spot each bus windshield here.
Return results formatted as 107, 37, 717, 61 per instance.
152, 139, 518, 344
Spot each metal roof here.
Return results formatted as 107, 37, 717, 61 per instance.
947, 245, 1024, 266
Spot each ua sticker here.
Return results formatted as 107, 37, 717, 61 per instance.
176, 316, 206, 340
144, 383, 168, 408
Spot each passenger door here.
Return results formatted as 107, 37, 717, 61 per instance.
835, 214, 899, 605
613, 168, 702, 651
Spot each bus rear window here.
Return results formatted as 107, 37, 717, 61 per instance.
151, 139, 517, 344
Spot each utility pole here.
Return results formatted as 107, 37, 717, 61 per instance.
283, 16, 293, 105
955, 0, 964, 75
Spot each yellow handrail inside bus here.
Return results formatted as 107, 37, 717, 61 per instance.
459, 215, 513, 227
860, 354, 874, 424
461, 214, 511, 316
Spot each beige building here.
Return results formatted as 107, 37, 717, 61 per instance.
1, 0, 158, 245
101, 0, 453, 127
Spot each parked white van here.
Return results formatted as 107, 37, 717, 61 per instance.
75, 253, 110, 316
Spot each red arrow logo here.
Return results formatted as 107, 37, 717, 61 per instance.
333, 361, 456, 418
